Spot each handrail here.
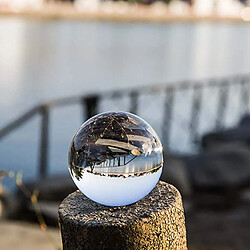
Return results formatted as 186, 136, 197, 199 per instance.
0, 105, 42, 139
1, 73, 249, 140
0, 74, 249, 179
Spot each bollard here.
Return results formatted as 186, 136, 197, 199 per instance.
58, 181, 187, 250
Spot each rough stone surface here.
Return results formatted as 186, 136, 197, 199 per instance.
58, 181, 187, 250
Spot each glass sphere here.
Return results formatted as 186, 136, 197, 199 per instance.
68, 111, 163, 206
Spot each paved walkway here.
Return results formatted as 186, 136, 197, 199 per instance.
0, 220, 60, 250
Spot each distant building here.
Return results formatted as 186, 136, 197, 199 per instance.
192, 0, 216, 16
193, 0, 245, 16
0, 0, 44, 11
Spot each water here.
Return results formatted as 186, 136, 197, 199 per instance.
0, 18, 250, 187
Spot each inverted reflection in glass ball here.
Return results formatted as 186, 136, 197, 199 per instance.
68, 111, 163, 206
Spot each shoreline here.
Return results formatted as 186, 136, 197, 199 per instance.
0, 8, 247, 23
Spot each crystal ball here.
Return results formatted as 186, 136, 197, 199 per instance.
68, 111, 163, 206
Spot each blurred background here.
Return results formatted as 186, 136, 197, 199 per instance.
0, 0, 250, 249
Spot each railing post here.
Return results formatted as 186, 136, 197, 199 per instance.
162, 88, 174, 149
216, 81, 229, 130
189, 84, 202, 144
82, 95, 99, 120
39, 105, 49, 179
241, 77, 249, 115
130, 91, 138, 114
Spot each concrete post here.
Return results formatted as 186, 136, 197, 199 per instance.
58, 181, 187, 250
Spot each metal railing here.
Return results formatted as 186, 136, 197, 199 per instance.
0, 74, 249, 179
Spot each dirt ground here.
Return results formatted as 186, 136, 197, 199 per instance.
0, 220, 61, 250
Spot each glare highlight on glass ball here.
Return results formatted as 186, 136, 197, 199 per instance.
68, 111, 163, 206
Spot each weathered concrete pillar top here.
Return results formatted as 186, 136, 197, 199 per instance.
59, 181, 187, 249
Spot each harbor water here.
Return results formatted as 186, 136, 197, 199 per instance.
0, 18, 250, 186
